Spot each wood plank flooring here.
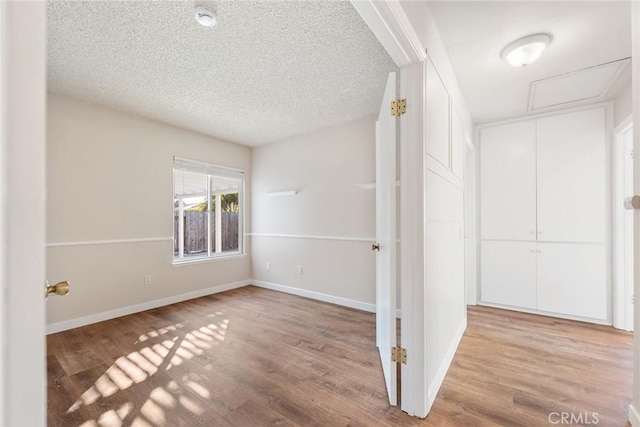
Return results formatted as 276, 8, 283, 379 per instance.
47, 286, 633, 426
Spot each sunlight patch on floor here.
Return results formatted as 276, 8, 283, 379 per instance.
63, 317, 231, 424
150, 386, 176, 409
94, 402, 133, 427
140, 397, 165, 426
185, 379, 210, 399
178, 395, 204, 415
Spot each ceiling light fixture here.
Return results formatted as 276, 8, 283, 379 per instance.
501, 34, 552, 68
194, 5, 217, 27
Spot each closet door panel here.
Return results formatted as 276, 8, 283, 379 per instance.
536, 108, 606, 243
480, 241, 537, 309
480, 120, 537, 240
537, 243, 607, 320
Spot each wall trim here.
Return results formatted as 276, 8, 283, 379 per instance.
247, 233, 375, 243
477, 302, 612, 326
252, 280, 376, 313
426, 317, 467, 414
46, 279, 251, 334
480, 238, 606, 246
252, 280, 402, 318
476, 101, 614, 130
48, 280, 403, 334
46, 236, 173, 248
630, 405, 640, 427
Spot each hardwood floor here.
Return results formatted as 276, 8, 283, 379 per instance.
47, 286, 633, 426
434, 306, 633, 427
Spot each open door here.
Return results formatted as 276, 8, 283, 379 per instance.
375, 72, 397, 406
0, 2, 48, 425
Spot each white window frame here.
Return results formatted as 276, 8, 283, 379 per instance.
173, 157, 244, 265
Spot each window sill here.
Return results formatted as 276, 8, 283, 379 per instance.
172, 252, 245, 266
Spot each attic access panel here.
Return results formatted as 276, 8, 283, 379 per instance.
528, 58, 630, 111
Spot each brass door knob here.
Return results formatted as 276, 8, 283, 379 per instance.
46, 281, 70, 299
372, 243, 381, 251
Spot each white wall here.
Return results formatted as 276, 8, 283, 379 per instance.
46, 94, 252, 329
251, 116, 377, 308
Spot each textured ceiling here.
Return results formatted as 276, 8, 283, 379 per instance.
47, 1, 396, 146
427, 1, 632, 125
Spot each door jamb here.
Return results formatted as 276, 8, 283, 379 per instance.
613, 115, 634, 331
464, 135, 477, 306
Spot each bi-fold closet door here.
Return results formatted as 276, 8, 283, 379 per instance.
480, 107, 608, 322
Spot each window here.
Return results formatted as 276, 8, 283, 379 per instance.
173, 157, 244, 263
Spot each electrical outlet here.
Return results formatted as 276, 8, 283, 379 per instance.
144, 275, 152, 285
266, 262, 271, 271
297, 265, 303, 275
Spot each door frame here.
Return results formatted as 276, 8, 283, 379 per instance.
351, 0, 427, 418
464, 134, 477, 305
631, 2, 640, 425
0, 1, 48, 425
613, 115, 634, 331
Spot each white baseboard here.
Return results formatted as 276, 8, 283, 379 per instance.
46, 279, 251, 334
426, 316, 467, 413
252, 280, 377, 313
630, 405, 640, 427
477, 301, 612, 326
48, 278, 401, 334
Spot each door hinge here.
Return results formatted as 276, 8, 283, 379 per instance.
391, 346, 407, 364
391, 99, 406, 116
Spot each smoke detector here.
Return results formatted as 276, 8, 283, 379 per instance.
194, 5, 217, 27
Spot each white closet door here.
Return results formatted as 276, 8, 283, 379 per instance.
480, 120, 537, 240
480, 241, 537, 309
536, 108, 606, 243
537, 243, 607, 320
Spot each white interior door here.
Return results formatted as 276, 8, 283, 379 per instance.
376, 72, 397, 406
0, 2, 47, 425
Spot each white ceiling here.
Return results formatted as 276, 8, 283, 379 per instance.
427, 1, 632, 125
47, 1, 396, 147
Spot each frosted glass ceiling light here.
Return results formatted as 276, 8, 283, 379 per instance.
501, 34, 552, 68
194, 5, 217, 27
